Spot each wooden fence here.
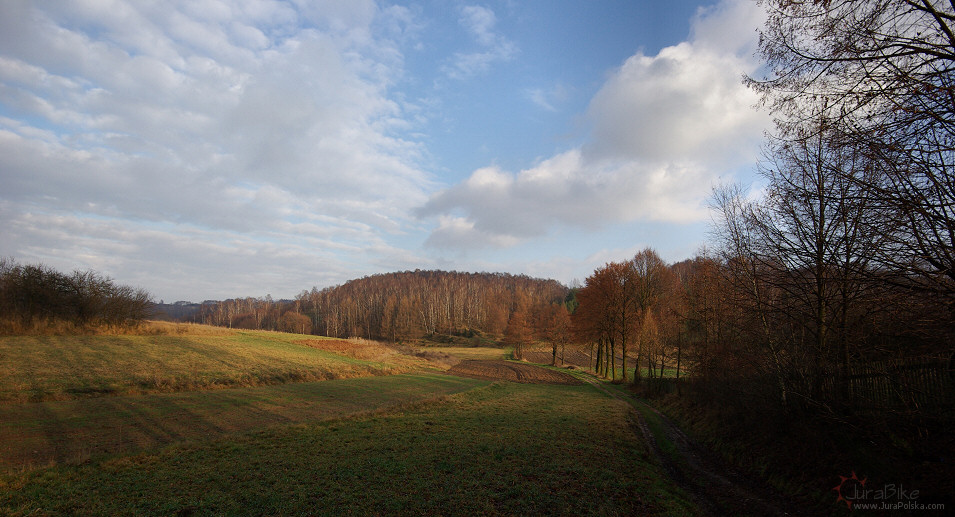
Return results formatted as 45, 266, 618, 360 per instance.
640, 377, 687, 397
638, 353, 954, 414
814, 354, 954, 411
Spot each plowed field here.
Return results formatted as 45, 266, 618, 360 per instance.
447, 360, 582, 385
522, 348, 638, 371
521, 349, 593, 367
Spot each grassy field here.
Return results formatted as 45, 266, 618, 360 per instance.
422, 345, 508, 360
0, 381, 697, 516
0, 325, 429, 402
0, 372, 487, 474
0, 325, 700, 515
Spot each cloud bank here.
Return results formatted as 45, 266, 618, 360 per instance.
0, 1, 431, 299
419, 0, 768, 249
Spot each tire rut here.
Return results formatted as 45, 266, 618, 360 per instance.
504, 363, 526, 382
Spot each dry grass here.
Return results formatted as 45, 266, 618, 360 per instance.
0, 325, 432, 402
0, 319, 234, 337
127, 320, 236, 336
411, 345, 510, 365
297, 337, 407, 362
522, 344, 593, 368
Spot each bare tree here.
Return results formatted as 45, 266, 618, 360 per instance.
711, 184, 794, 404
0, 260, 152, 332
754, 111, 888, 403
751, 0, 955, 307
504, 305, 529, 360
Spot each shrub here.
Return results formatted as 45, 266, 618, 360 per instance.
0, 258, 153, 333
279, 311, 312, 334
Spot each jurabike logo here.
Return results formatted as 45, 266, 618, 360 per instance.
833, 471, 867, 509
833, 471, 926, 510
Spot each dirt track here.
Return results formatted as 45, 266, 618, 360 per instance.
521, 348, 639, 372
447, 360, 582, 385
521, 349, 591, 367
578, 373, 792, 516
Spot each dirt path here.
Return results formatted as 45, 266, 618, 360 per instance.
578, 373, 792, 516
447, 360, 582, 385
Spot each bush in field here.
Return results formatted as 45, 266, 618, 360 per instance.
279, 311, 311, 334
0, 258, 152, 333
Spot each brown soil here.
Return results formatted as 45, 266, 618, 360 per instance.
447, 360, 582, 385
521, 347, 639, 372
521, 349, 592, 367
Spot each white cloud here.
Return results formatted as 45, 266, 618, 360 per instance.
0, 188, 437, 301
420, 0, 769, 249
0, 203, 366, 301
0, 0, 773, 299
689, 0, 765, 55
443, 4, 517, 80
584, 0, 767, 166
526, 84, 569, 112
424, 215, 520, 250
0, 1, 428, 205
459, 5, 498, 47
585, 41, 764, 165
419, 150, 711, 248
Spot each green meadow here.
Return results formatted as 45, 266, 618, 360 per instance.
0, 373, 486, 474
0, 324, 698, 516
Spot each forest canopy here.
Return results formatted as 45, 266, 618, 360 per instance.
195, 270, 570, 342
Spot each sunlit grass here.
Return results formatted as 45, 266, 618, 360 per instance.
0, 325, 429, 402
418, 346, 510, 361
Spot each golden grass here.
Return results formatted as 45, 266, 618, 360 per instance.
298, 337, 403, 361
390, 345, 511, 369
418, 346, 510, 361
0, 325, 433, 402
0, 318, 235, 337
127, 320, 236, 336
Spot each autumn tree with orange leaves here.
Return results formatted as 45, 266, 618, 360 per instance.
573, 248, 670, 382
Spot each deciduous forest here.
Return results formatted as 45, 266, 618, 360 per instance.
192, 270, 571, 344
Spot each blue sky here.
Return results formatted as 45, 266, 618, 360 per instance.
0, 0, 769, 301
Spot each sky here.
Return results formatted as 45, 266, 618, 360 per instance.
0, 0, 770, 302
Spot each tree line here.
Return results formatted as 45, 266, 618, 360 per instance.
573, 242, 950, 407
0, 258, 153, 333
195, 270, 572, 344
